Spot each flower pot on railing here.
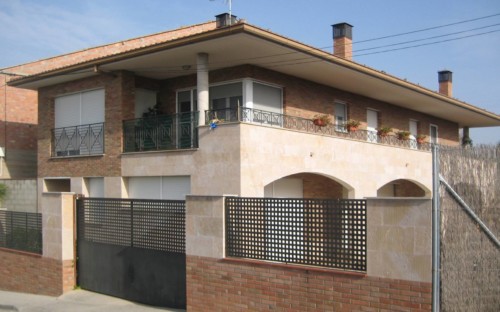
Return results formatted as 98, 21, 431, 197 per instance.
312, 114, 331, 127
377, 126, 392, 137
397, 130, 411, 141
344, 119, 360, 132
416, 134, 427, 144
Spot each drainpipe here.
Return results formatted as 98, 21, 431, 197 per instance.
431, 144, 441, 312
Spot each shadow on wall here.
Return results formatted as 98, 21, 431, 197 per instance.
377, 179, 429, 198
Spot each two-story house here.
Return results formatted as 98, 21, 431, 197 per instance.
8, 14, 499, 204
4, 13, 500, 310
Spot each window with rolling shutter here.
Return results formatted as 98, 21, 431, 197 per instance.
53, 89, 105, 156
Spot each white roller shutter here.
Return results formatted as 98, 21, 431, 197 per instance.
55, 89, 105, 127
128, 176, 191, 200
253, 82, 282, 114
128, 177, 162, 199
161, 176, 191, 200
81, 89, 105, 124
55, 93, 80, 128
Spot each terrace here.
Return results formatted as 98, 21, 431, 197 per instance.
121, 107, 432, 153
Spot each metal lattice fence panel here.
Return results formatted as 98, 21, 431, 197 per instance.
439, 145, 500, 311
226, 197, 366, 271
77, 198, 185, 253
0, 210, 42, 254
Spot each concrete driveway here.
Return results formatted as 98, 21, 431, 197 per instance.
0, 289, 185, 312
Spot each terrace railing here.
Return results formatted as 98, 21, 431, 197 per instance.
206, 106, 432, 151
52, 123, 104, 157
123, 112, 198, 153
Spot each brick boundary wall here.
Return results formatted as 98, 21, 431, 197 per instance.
0, 248, 75, 296
187, 255, 432, 312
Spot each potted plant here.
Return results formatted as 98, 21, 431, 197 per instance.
377, 126, 392, 137
312, 114, 331, 127
397, 130, 411, 140
416, 134, 427, 144
344, 119, 361, 132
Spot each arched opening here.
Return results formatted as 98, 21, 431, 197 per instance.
377, 179, 429, 198
264, 173, 351, 198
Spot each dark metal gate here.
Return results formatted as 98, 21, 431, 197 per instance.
76, 197, 186, 308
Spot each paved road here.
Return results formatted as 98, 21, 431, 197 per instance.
0, 289, 185, 312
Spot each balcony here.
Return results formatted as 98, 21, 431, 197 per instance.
123, 112, 198, 153
52, 123, 104, 157
206, 107, 432, 151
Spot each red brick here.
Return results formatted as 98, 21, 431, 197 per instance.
187, 255, 431, 311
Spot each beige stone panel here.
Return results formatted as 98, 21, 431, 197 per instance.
186, 235, 215, 257
185, 195, 225, 259
196, 217, 223, 237
367, 198, 432, 283
121, 125, 241, 196
238, 124, 432, 198
414, 226, 432, 255
122, 123, 431, 198
42, 192, 75, 262
105, 176, 126, 198
70, 177, 84, 195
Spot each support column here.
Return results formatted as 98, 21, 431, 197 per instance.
197, 53, 209, 126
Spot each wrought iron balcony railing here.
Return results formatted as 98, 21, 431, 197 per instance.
52, 123, 104, 157
205, 106, 432, 151
123, 112, 198, 153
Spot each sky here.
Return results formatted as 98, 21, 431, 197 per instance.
0, 0, 499, 144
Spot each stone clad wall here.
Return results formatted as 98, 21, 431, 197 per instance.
367, 198, 432, 283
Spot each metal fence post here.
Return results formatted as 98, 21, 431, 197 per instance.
432, 144, 441, 312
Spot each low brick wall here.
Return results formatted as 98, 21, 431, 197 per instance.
187, 255, 432, 311
0, 248, 74, 296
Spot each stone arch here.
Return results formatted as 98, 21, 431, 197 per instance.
264, 172, 355, 199
377, 179, 430, 198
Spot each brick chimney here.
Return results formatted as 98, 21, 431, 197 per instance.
215, 13, 237, 28
332, 23, 353, 60
438, 70, 452, 97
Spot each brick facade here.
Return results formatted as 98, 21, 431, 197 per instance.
37, 71, 135, 178
0, 248, 74, 296
187, 255, 432, 312
160, 65, 459, 145
0, 75, 38, 179
36, 63, 459, 180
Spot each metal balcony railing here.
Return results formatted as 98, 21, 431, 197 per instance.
123, 112, 198, 153
52, 123, 104, 157
206, 106, 432, 151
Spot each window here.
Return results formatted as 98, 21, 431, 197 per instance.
44, 178, 70, 192
127, 176, 191, 200
55, 89, 105, 128
409, 120, 418, 149
335, 102, 347, 132
252, 82, 282, 125
135, 89, 157, 118
54, 89, 105, 156
430, 124, 438, 144
177, 89, 197, 113
367, 109, 378, 143
210, 82, 242, 121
